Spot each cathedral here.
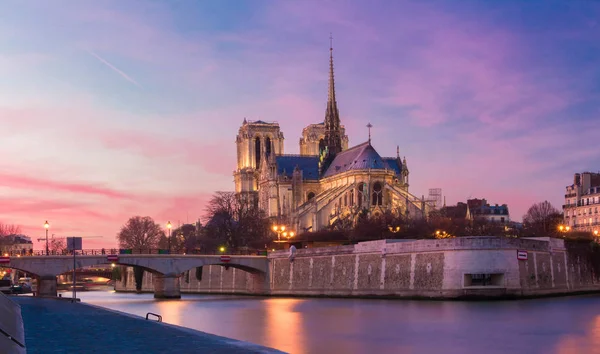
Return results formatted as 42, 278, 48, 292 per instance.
234, 42, 432, 233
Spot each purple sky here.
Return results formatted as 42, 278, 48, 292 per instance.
1, 1, 599, 248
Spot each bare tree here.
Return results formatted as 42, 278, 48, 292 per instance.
0, 223, 22, 253
117, 216, 165, 249
523, 201, 562, 235
159, 223, 201, 253
50, 238, 66, 254
202, 192, 270, 252
0, 223, 21, 237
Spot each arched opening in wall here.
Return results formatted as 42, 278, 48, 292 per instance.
372, 182, 383, 206
358, 184, 365, 208
255, 137, 261, 167
319, 138, 325, 155
307, 192, 315, 202
265, 137, 272, 158
0, 266, 40, 295
56, 265, 114, 291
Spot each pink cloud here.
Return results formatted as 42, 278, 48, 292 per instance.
0, 173, 134, 199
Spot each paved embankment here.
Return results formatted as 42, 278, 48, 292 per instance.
12, 297, 284, 354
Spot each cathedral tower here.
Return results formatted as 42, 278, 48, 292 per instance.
234, 119, 284, 201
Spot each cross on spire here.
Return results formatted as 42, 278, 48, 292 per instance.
367, 123, 373, 144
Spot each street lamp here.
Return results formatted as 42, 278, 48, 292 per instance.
594, 230, 599, 237
558, 225, 571, 235
282, 231, 295, 241
272, 225, 286, 242
44, 221, 49, 256
166, 221, 172, 254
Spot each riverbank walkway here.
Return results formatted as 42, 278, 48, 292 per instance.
12, 297, 284, 353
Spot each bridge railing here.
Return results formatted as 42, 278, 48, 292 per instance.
2, 248, 269, 257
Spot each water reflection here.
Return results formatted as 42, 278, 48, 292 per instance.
265, 298, 305, 353
76, 291, 600, 354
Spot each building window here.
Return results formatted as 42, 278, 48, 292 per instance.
350, 190, 354, 206
358, 184, 365, 208
344, 193, 348, 206
265, 137, 272, 157
464, 274, 504, 287
255, 137, 261, 167
307, 192, 315, 202
372, 182, 383, 206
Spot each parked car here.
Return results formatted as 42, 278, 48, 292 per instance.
10, 282, 32, 294
0, 279, 13, 294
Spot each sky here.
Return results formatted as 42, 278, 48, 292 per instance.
1, 1, 599, 248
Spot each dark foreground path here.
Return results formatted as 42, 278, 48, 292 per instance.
13, 297, 284, 354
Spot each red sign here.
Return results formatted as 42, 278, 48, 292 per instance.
517, 250, 528, 260
0, 256, 9, 264
107, 255, 119, 262
220, 255, 231, 263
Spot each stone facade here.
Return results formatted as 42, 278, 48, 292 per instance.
267, 237, 600, 298
115, 265, 261, 295
563, 171, 600, 233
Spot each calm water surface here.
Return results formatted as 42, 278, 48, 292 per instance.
72, 290, 600, 354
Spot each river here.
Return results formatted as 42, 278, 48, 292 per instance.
69, 290, 600, 354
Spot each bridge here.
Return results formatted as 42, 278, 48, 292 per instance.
2, 254, 269, 299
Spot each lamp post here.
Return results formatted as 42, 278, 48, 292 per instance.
44, 221, 49, 256
272, 225, 286, 242
282, 231, 295, 242
558, 225, 571, 236
166, 221, 172, 254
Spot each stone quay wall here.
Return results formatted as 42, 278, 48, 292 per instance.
269, 237, 599, 298
115, 264, 259, 295
115, 237, 600, 299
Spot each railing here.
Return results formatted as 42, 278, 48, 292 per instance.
1, 248, 269, 257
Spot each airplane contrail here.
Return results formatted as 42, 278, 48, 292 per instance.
87, 50, 142, 88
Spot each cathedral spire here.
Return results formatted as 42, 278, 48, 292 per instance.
327, 33, 336, 104
323, 33, 342, 157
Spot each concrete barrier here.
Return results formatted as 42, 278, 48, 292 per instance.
0, 293, 26, 354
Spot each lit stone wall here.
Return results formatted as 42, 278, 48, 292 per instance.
115, 265, 259, 294
268, 237, 600, 298
115, 237, 600, 299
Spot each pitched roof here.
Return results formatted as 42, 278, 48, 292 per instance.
322, 142, 397, 178
275, 155, 320, 180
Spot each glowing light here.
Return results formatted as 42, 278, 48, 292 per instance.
44, 220, 49, 229
166, 221, 172, 229
219, 246, 225, 253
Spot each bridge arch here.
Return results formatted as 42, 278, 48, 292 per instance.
5, 255, 269, 299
